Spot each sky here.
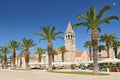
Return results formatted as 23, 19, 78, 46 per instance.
0, 0, 120, 55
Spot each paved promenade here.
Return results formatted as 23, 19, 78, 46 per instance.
0, 69, 120, 80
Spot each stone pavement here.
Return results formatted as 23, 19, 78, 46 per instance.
0, 69, 120, 80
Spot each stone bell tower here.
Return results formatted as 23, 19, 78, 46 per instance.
64, 22, 76, 62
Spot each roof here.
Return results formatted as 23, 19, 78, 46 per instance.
88, 53, 93, 57
55, 48, 61, 54
29, 56, 37, 60
75, 51, 84, 57
87, 53, 107, 58
29, 56, 43, 60
65, 22, 74, 33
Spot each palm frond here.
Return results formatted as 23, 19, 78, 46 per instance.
0, 46, 10, 55
38, 38, 46, 43
83, 40, 92, 48
90, 6, 96, 22
53, 37, 64, 40
72, 22, 90, 29
53, 32, 63, 38
97, 27, 101, 32
8, 40, 20, 50
77, 14, 88, 20
34, 26, 63, 44
97, 6, 111, 20
34, 32, 47, 39
21, 38, 36, 49
98, 15, 119, 25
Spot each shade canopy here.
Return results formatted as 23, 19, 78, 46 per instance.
99, 58, 120, 63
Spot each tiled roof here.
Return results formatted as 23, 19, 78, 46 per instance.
87, 53, 107, 58
88, 53, 93, 57
29, 56, 37, 60
55, 48, 62, 54
29, 56, 44, 60
75, 51, 84, 57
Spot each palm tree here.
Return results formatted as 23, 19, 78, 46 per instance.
99, 33, 117, 58
34, 47, 44, 62
8, 40, 20, 68
83, 40, 92, 60
59, 46, 67, 62
112, 39, 120, 58
34, 26, 63, 71
73, 5, 119, 74
21, 38, 36, 69
0, 46, 10, 68
98, 45, 105, 60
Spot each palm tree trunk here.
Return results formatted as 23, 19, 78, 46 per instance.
89, 47, 92, 61
25, 49, 29, 69
12, 49, 16, 68
38, 53, 41, 62
19, 57, 22, 68
91, 28, 99, 75
0, 58, 3, 68
52, 54, 54, 62
62, 52, 64, 62
113, 48, 117, 58
106, 41, 110, 58
0, 57, 2, 63
4, 54, 7, 69
48, 41, 53, 71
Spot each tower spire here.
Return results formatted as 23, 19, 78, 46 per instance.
65, 22, 74, 33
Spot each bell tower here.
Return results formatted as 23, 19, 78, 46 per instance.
64, 22, 76, 62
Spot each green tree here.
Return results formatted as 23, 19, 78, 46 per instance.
112, 39, 120, 58
73, 6, 119, 74
99, 33, 117, 58
34, 47, 44, 62
0, 46, 10, 68
8, 40, 20, 68
59, 46, 68, 62
34, 26, 63, 71
83, 40, 92, 61
21, 38, 36, 69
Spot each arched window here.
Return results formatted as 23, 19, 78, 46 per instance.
71, 35, 72, 40
72, 35, 74, 40
68, 35, 70, 40
65, 35, 67, 40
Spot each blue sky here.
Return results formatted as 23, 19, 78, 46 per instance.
0, 0, 120, 55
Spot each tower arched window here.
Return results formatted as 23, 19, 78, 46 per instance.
72, 35, 74, 40
65, 35, 67, 40
71, 35, 72, 40
68, 35, 70, 40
